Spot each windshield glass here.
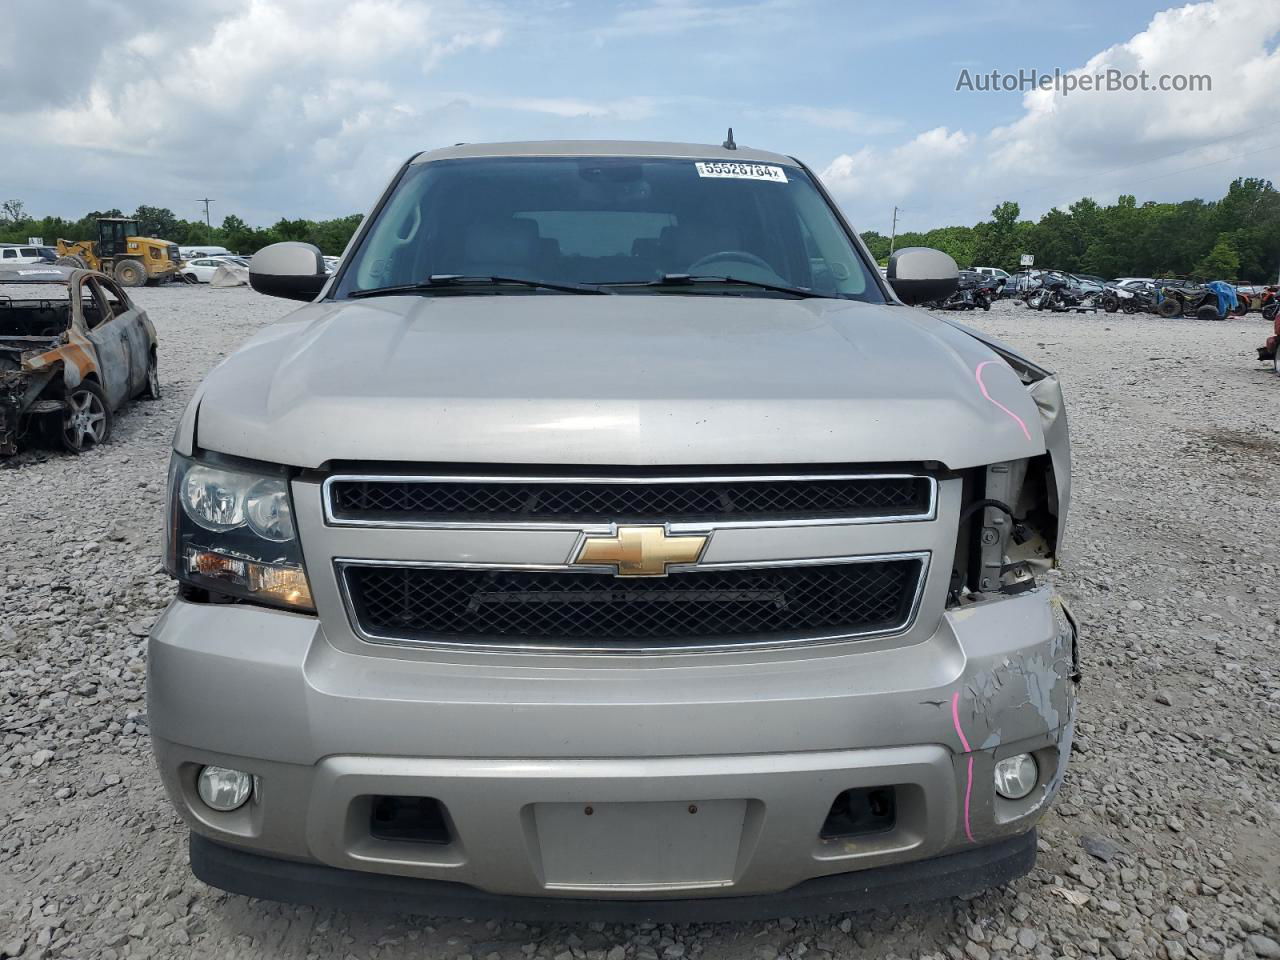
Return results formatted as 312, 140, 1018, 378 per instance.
335, 156, 883, 301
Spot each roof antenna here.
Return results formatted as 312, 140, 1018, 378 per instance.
722, 127, 737, 150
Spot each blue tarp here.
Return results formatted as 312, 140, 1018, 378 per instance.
1205, 280, 1238, 317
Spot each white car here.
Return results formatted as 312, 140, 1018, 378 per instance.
179, 245, 233, 260
181, 256, 243, 283
0, 244, 51, 264
971, 266, 1011, 281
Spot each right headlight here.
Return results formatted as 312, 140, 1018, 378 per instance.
164, 453, 314, 612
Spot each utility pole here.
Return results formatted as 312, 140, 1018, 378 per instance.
197, 198, 215, 243
889, 206, 900, 255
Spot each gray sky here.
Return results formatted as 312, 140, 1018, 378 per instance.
2, 0, 1278, 234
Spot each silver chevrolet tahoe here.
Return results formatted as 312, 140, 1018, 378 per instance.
149, 140, 1078, 921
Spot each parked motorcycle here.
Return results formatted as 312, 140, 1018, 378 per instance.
1101, 285, 1138, 313
929, 269, 998, 310
1040, 274, 1104, 312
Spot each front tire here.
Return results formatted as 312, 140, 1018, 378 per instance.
114, 259, 147, 287
1157, 298, 1182, 318
56, 254, 88, 269
142, 353, 161, 400
60, 382, 112, 453
1196, 304, 1221, 323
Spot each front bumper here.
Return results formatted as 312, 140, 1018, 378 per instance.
190, 828, 1037, 922
148, 584, 1077, 912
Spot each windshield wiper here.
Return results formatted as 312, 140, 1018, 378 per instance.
349, 274, 609, 298
604, 274, 825, 298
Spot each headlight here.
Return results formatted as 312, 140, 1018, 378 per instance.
165, 453, 313, 612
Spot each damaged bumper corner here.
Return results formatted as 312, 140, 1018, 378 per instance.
0, 368, 58, 455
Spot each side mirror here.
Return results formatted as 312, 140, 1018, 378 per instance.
887, 247, 960, 305
249, 242, 327, 301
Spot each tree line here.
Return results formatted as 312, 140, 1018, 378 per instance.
860, 177, 1280, 282
0, 200, 362, 257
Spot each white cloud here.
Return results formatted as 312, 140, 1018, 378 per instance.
820, 0, 1280, 230
822, 127, 976, 215
0, 0, 509, 222
436, 94, 662, 120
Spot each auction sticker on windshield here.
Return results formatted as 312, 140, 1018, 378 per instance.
695, 161, 788, 182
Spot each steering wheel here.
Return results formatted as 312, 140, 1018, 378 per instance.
685, 250, 775, 274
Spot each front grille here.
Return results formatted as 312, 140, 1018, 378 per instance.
341, 557, 924, 649
327, 474, 932, 525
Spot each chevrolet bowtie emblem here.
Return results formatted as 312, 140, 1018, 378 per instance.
573, 525, 708, 577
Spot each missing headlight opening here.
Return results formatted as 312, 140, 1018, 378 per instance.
951, 454, 1060, 605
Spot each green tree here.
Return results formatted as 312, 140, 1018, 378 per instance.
1193, 233, 1240, 280
134, 205, 182, 240
0, 199, 28, 226
860, 230, 890, 261
970, 201, 1022, 271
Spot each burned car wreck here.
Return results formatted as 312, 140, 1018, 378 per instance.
0, 265, 160, 455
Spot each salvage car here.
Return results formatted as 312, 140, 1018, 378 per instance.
150, 140, 1079, 920
0, 265, 159, 455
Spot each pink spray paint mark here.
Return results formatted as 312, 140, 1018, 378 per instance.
951, 690, 976, 844
975, 360, 1032, 441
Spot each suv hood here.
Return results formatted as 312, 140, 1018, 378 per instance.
192, 295, 1048, 469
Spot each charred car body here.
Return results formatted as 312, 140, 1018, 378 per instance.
0, 265, 160, 455
150, 141, 1079, 920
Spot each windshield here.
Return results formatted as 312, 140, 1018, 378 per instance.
335, 156, 883, 301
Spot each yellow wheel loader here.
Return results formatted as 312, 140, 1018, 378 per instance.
56, 218, 181, 287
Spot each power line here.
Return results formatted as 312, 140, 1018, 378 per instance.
196, 198, 215, 243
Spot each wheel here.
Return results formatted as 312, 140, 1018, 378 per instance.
1233, 295, 1250, 316
1156, 297, 1182, 318
114, 259, 147, 287
142, 352, 161, 400
1102, 295, 1118, 313
60, 381, 112, 453
55, 254, 87, 269
1195, 304, 1221, 323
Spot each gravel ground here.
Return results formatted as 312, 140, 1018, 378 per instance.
1, 287, 1279, 960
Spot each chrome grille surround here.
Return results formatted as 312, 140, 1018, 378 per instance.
322, 472, 938, 531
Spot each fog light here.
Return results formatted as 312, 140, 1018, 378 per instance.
197, 766, 253, 812
993, 753, 1039, 800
